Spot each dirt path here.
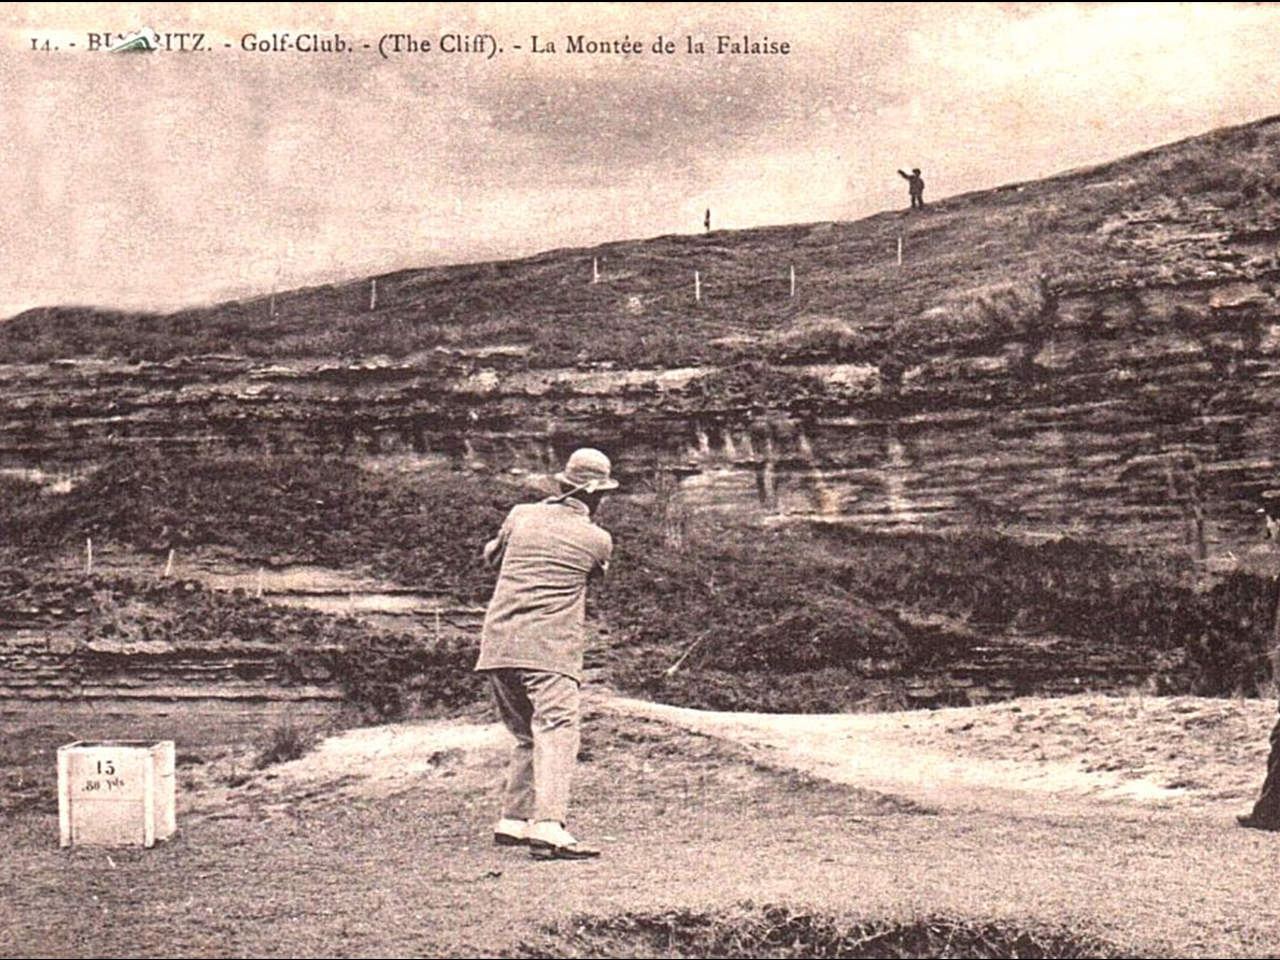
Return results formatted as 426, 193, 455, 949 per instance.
177, 691, 1275, 826
603, 692, 1276, 820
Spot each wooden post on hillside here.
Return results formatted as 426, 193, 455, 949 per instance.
695, 270, 702, 303
85, 538, 93, 575
164, 549, 174, 578
790, 264, 796, 298
592, 257, 600, 284
370, 278, 378, 311
897, 236, 903, 267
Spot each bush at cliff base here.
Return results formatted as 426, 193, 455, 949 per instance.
0, 565, 481, 721
597, 504, 1275, 709
1, 453, 524, 604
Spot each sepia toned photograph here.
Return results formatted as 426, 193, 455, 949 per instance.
5, 2, 1280, 956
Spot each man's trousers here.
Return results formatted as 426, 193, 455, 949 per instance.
485, 668, 581, 825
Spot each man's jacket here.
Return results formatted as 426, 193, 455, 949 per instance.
475, 497, 613, 682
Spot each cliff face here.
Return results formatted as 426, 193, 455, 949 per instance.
6, 115, 1280, 558
2, 310, 1277, 557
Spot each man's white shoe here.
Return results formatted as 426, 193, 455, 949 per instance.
493, 817, 530, 846
527, 820, 601, 860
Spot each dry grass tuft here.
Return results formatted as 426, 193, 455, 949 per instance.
515, 903, 1127, 959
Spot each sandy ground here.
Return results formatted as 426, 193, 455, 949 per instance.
184, 691, 1276, 824
182, 717, 510, 820
605, 692, 1277, 818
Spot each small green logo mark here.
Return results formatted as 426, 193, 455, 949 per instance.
109, 28, 158, 53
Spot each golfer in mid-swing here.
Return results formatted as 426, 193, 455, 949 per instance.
476, 448, 617, 860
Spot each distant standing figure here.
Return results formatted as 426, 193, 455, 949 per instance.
704, 208, 711, 232
1239, 489, 1280, 832
898, 168, 925, 210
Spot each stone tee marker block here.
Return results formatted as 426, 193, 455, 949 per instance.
57, 741, 176, 848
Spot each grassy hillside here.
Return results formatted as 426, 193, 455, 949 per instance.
6, 115, 1280, 368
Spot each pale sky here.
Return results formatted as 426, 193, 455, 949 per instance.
2, 2, 1279, 319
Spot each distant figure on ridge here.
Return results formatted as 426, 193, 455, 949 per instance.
898, 168, 925, 210
704, 208, 711, 232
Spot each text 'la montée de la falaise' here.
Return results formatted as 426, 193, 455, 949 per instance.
525, 34, 790, 55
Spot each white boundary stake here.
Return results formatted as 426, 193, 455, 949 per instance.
164, 549, 174, 578
256, 567, 265, 599
592, 257, 600, 284
695, 270, 701, 303
370, 278, 378, 311
85, 538, 93, 575
897, 235, 903, 266
790, 264, 796, 298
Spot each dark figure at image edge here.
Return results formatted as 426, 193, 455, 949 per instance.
1240, 491, 1280, 831
899, 167, 925, 209
475, 448, 618, 859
